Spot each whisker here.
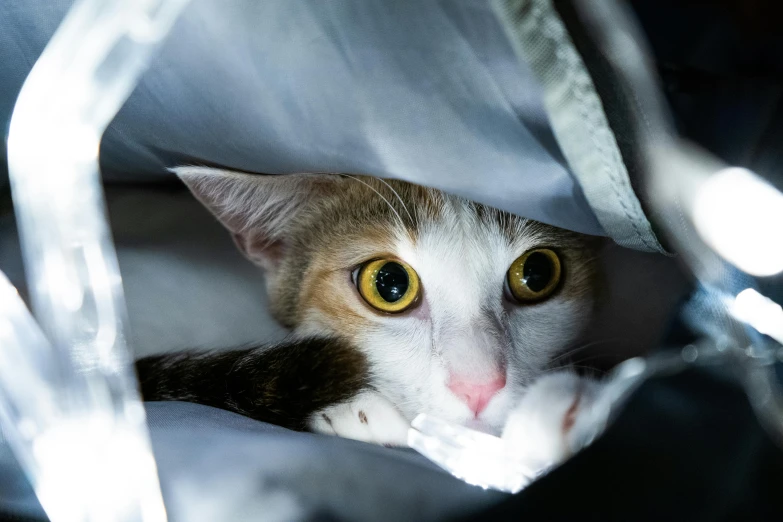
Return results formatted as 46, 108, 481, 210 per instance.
548, 338, 627, 365
545, 363, 608, 377
343, 175, 405, 229
375, 177, 415, 226
567, 353, 620, 365
548, 347, 590, 366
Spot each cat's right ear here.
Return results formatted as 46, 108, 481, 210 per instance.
173, 166, 339, 271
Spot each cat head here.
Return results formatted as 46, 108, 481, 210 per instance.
176, 167, 602, 430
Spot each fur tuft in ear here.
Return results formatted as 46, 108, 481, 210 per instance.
173, 166, 339, 270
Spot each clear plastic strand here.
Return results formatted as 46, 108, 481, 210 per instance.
408, 414, 540, 493
4, 0, 189, 520
0, 272, 165, 522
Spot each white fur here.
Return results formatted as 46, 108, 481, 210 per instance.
502, 372, 600, 473
308, 391, 410, 446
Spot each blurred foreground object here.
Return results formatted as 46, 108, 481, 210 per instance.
2, 0, 188, 520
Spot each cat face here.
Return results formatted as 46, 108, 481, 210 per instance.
177, 167, 601, 431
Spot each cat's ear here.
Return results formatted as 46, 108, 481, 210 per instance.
173, 166, 339, 270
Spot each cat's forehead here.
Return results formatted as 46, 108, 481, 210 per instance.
304, 176, 583, 258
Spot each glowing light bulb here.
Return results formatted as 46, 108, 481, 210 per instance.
693, 167, 783, 277
731, 288, 783, 345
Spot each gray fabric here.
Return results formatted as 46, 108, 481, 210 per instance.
0, 186, 288, 357
0, 402, 506, 521
493, 0, 666, 253
0, 0, 604, 237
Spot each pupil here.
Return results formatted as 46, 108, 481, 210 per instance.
375, 262, 409, 302
522, 252, 553, 292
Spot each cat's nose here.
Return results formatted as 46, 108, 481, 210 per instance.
448, 375, 506, 416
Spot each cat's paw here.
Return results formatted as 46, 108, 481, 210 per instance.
502, 372, 600, 473
308, 391, 410, 447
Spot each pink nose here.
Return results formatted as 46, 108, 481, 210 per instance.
448, 375, 506, 416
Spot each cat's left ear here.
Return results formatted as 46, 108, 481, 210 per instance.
173, 166, 341, 271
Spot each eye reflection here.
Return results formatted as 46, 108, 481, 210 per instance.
507, 249, 561, 303
357, 259, 420, 313
375, 262, 409, 302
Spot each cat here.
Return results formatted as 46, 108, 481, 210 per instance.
136, 167, 605, 466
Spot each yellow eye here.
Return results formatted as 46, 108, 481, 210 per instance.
357, 259, 420, 313
507, 248, 562, 303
